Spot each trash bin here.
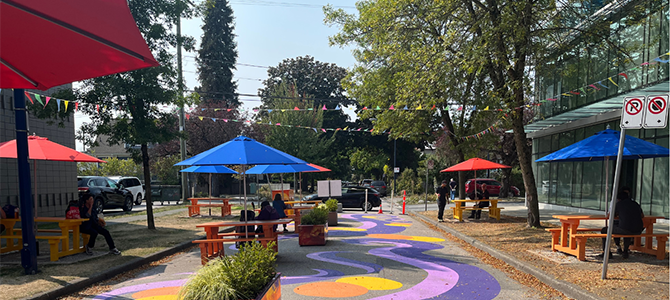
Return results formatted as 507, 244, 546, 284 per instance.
150, 185, 182, 205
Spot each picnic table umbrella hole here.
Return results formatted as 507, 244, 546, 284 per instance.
174, 136, 307, 238
1, 0, 160, 274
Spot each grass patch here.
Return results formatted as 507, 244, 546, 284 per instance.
105, 204, 186, 220
0, 212, 236, 300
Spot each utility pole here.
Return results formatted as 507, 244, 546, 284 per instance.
177, 0, 187, 203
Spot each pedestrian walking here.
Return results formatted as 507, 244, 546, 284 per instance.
435, 181, 450, 222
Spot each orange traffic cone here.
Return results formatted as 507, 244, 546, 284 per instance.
378, 202, 383, 214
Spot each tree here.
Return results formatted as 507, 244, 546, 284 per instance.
350, 147, 388, 179
76, 0, 196, 229
78, 158, 143, 177
197, 0, 238, 106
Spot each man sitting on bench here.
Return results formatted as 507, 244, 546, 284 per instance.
598, 192, 644, 259
468, 183, 490, 220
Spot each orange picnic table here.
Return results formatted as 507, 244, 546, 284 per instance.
1, 217, 88, 261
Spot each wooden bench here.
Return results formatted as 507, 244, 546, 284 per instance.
192, 237, 275, 265
0, 234, 88, 261
545, 227, 601, 251
187, 204, 232, 217
570, 233, 669, 261
450, 207, 504, 219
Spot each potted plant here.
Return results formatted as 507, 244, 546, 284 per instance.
325, 199, 338, 226
178, 241, 281, 300
298, 206, 329, 246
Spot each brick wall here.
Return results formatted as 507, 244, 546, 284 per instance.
0, 87, 78, 217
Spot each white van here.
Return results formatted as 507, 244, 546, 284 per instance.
109, 176, 145, 205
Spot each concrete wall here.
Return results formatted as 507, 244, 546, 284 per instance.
0, 87, 78, 217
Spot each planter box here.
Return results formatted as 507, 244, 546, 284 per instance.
255, 273, 281, 300
298, 224, 328, 246
327, 211, 338, 226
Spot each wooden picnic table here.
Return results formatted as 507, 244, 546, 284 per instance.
285, 200, 321, 207
288, 206, 315, 227
186, 197, 231, 217
548, 215, 667, 261
194, 218, 292, 264
451, 199, 502, 221
1, 217, 88, 261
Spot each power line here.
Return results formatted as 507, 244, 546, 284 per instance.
183, 55, 270, 68
193, 0, 356, 10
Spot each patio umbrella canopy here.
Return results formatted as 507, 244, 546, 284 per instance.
441, 158, 511, 198
0, 136, 106, 162
0, 0, 159, 90
245, 164, 319, 174
535, 129, 669, 162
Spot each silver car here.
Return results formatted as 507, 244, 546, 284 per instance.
370, 180, 387, 196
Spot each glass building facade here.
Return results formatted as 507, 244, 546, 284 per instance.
530, 0, 669, 217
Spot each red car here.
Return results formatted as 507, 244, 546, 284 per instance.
465, 178, 520, 198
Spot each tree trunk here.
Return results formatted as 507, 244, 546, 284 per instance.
499, 167, 512, 198
511, 112, 540, 227
141, 144, 155, 230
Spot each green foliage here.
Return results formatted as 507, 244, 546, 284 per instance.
197, 0, 238, 105
256, 184, 272, 202
77, 157, 143, 177
325, 199, 338, 212
150, 155, 181, 185
396, 168, 423, 195
350, 147, 388, 178
405, 194, 438, 205
178, 241, 277, 300
301, 206, 329, 225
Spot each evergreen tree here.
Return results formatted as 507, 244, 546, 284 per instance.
197, 0, 238, 105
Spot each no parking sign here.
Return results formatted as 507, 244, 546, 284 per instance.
621, 96, 645, 129
643, 95, 668, 129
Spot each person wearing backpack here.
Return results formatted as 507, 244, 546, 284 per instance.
79, 193, 120, 255
65, 200, 81, 219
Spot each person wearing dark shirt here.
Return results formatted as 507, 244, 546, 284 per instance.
79, 193, 120, 255
468, 183, 490, 219
272, 194, 291, 233
256, 201, 280, 234
598, 192, 644, 259
435, 181, 450, 222
449, 178, 457, 201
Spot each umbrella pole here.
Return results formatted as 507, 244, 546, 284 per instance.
243, 165, 248, 239
34, 160, 38, 217
299, 172, 302, 200
209, 173, 212, 216
280, 173, 283, 200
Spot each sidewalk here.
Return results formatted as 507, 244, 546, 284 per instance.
81, 211, 561, 300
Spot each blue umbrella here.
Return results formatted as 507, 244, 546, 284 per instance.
175, 136, 306, 166
536, 129, 669, 162
246, 164, 318, 174
536, 128, 669, 211
174, 136, 307, 231
179, 165, 238, 174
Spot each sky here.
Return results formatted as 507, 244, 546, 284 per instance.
76, 0, 360, 150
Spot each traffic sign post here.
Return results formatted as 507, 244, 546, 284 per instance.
394, 167, 400, 173
643, 95, 668, 129
621, 96, 645, 129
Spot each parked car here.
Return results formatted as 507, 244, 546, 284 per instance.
361, 179, 373, 187
108, 176, 145, 205
464, 178, 520, 198
77, 176, 134, 212
369, 180, 387, 196
303, 186, 382, 211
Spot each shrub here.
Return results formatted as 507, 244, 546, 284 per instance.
301, 206, 329, 225
256, 185, 272, 202
325, 199, 338, 212
405, 194, 438, 205
179, 241, 277, 300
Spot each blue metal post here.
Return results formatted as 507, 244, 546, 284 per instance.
14, 88, 38, 274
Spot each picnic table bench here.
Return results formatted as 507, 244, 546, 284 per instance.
1, 217, 89, 261
547, 215, 668, 261
194, 218, 292, 265
186, 198, 232, 217
451, 199, 503, 221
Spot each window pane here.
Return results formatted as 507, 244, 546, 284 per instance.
538, 162, 550, 203
556, 162, 573, 206
572, 162, 583, 207
581, 161, 603, 210
639, 159, 654, 214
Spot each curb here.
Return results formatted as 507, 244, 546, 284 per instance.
409, 211, 604, 300
26, 227, 233, 300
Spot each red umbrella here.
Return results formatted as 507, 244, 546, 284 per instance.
440, 158, 511, 197
0, 0, 159, 90
0, 135, 106, 216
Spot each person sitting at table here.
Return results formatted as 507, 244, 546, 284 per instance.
255, 201, 280, 234
468, 183, 490, 220
79, 193, 121, 255
598, 192, 644, 259
272, 194, 291, 233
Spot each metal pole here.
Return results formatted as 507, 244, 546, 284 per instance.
365, 189, 368, 213
602, 128, 626, 279
177, 0, 188, 204
391, 139, 396, 214
243, 165, 248, 239
425, 165, 429, 212
15, 89, 38, 274
34, 161, 37, 217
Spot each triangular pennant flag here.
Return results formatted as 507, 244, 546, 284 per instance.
227, 109, 232, 112
198, 116, 203, 121
281, 109, 286, 112
96, 104, 100, 113
569, 91, 579, 95
75, 102, 79, 111
656, 58, 670, 63
375, 106, 381, 110
186, 114, 190, 120
34, 94, 44, 105
363, 106, 368, 110
253, 109, 259, 112
214, 108, 220, 111
44, 96, 51, 108
276, 123, 281, 126
201, 108, 205, 111
597, 81, 609, 89
321, 128, 326, 132
313, 128, 317, 133
561, 93, 571, 96
357, 128, 362, 131
294, 107, 300, 110
308, 108, 314, 111
403, 105, 408, 110
618, 72, 628, 79
417, 104, 422, 110
56, 99, 61, 112
224, 119, 228, 122
389, 105, 395, 110
322, 105, 327, 110
472, 105, 476, 111
268, 109, 273, 113
548, 98, 557, 101
64, 101, 69, 111
457, 106, 463, 111
24, 92, 33, 104
335, 105, 341, 110
608, 77, 619, 87
431, 104, 436, 110
580, 87, 587, 93
484, 106, 489, 111
212, 118, 216, 122
588, 84, 600, 90
343, 126, 349, 131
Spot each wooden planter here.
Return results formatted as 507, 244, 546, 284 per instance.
254, 273, 281, 300
298, 224, 328, 246
327, 211, 338, 226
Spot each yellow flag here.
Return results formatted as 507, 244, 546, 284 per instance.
484, 106, 489, 111
417, 104, 422, 110
64, 101, 69, 111
198, 116, 203, 121
608, 77, 619, 87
